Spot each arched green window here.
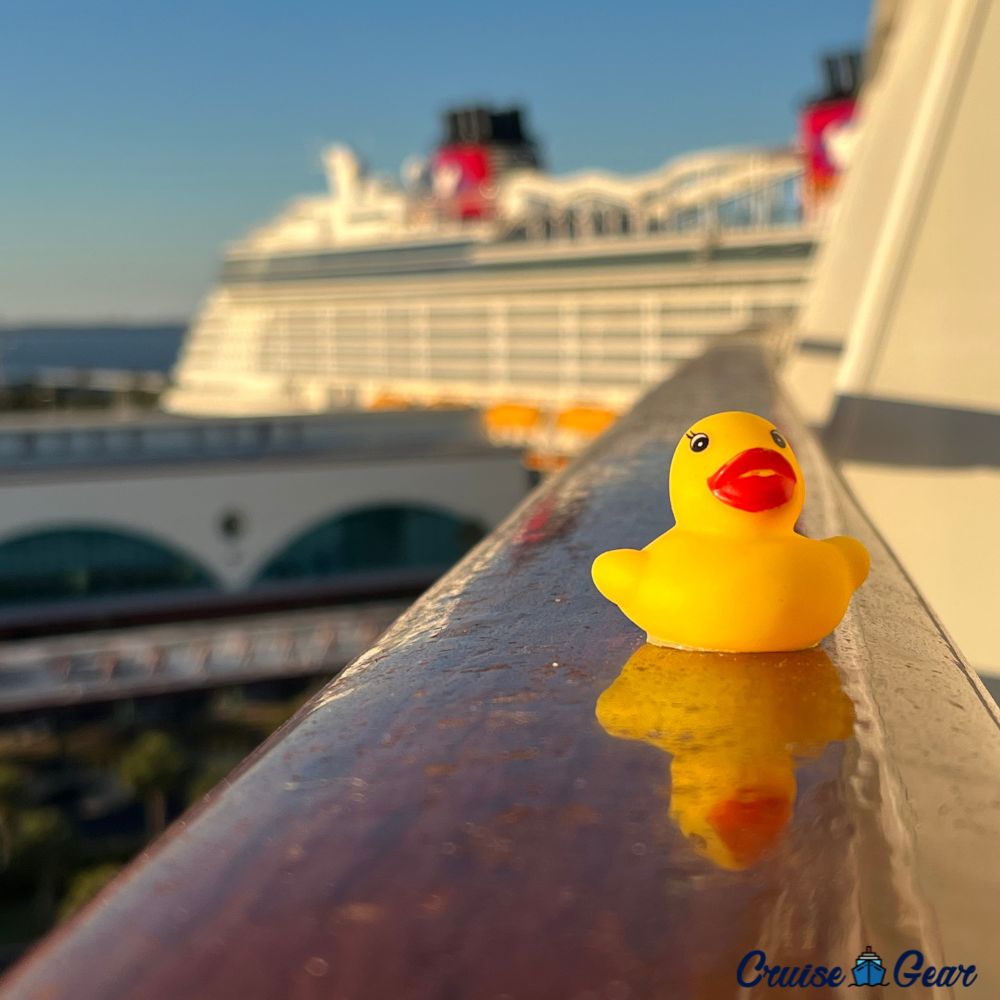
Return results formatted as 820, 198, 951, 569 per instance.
0, 527, 215, 604
258, 505, 485, 583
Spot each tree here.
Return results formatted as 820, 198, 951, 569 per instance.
59, 863, 123, 920
118, 731, 186, 838
187, 761, 236, 805
13, 807, 72, 920
0, 763, 25, 868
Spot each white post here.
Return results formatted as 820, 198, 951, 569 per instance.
640, 296, 659, 383
559, 298, 580, 396
489, 300, 508, 393
416, 303, 430, 381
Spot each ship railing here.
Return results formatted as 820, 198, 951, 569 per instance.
497, 147, 805, 234
0, 367, 170, 393
0, 599, 408, 715
0, 406, 489, 469
4, 342, 999, 997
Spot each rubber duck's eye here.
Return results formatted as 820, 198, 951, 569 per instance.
770, 429, 787, 449
689, 432, 709, 453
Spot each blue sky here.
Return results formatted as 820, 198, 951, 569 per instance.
2, 0, 870, 322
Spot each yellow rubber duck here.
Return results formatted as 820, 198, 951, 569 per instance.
592, 411, 869, 652
596, 644, 855, 870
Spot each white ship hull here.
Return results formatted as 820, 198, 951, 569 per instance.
166, 227, 813, 417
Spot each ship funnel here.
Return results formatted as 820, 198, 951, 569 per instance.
819, 51, 862, 100
438, 104, 542, 171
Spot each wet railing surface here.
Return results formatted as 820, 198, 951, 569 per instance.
5, 344, 999, 999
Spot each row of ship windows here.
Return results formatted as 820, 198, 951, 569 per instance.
230, 335, 736, 362
503, 206, 800, 241
252, 362, 665, 380
206, 288, 800, 326
255, 352, 691, 368
194, 320, 756, 348
194, 333, 734, 356
220, 240, 812, 283
202, 298, 797, 329
431, 369, 645, 384
253, 341, 692, 358
224, 320, 741, 337
199, 342, 714, 359
213, 292, 790, 322
192, 332, 733, 352
243, 301, 747, 320
252, 333, 712, 350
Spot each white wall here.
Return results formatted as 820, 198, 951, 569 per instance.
785, 0, 1000, 673
0, 450, 527, 589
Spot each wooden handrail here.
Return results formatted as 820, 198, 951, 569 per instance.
5, 343, 999, 998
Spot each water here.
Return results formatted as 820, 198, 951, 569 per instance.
0, 324, 185, 382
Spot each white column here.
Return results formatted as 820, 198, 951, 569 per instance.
640, 296, 659, 383
415, 303, 430, 381
489, 299, 508, 394
559, 298, 580, 399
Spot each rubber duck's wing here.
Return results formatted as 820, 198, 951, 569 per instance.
591, 548, 646, 606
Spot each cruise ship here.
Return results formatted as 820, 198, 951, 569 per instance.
164, 63, 859, 423
164, 25, 1000, 686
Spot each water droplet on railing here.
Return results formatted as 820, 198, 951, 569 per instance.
304, 957, 328, 977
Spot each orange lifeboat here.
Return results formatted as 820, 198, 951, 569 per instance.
555, 406, 617, 439
483, 403, 542, 446
484, 403, 542, 432
369, 392, 411, 410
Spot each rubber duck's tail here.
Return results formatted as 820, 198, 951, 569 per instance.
592, 548, 645, 605
827, 535, 871, 590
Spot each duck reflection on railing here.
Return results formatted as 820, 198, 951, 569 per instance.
596, 644, 855, 870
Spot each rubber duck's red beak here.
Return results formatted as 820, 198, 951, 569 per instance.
707, 447, 796, 512
708, 791, 792, 867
